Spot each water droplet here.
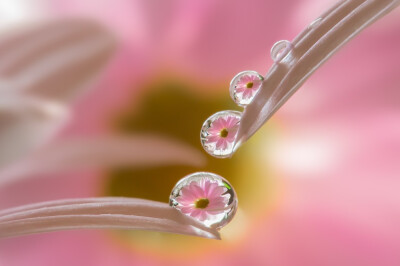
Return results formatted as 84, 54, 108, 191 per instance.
308, 17, 322, 29
270, 40, 293, 62
170, 172, 238, 229
229, 71, 264, 106
200, 110, 242, 158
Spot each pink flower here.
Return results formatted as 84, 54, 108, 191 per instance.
175, 179, 229, 221
1, 1, 400, 266
206, 116, 240, 150
235, 74, 262, 100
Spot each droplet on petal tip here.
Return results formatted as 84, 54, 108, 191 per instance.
308, 17, 322, 29
270, 40, 293, 62
200, 110, 242, 158
229, 71, 264, 106
170, 172, 238, 229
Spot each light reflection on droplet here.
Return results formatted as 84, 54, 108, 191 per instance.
308, 17, 322, 29
169, 172, 238, 229
270, 40, 293, 63
229, 71, 264, 107
200, 110, 241, 158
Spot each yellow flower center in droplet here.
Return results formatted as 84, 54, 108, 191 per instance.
220, 128, 229, 138
246, 82, 253, 88
194, 198, 209, 209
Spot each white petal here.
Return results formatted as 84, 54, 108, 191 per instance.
0, 19, 115, 168
0, 197, 220, 239
0, 95, 68, 169
0, 135, 206, 186
0, 18, 115, 102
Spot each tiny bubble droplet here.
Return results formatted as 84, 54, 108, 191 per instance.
229, 71, 264, 106
308, 17, 322, 29
169, 172, 238, 229
200, 110, 242, 158
270, 40, 293, 62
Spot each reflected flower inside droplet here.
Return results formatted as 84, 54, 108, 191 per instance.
170, 172, 237, 229
230, 71, 263, 106
200, 110, 241, 158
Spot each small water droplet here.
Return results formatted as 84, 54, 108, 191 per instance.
229, 71, 264, 106
270, 40, 293, 62
308, 17, 322, 29
200, 110, 242, 158
170, 172, 238, 229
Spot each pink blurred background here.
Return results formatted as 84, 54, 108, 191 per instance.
0, 0, 400, 265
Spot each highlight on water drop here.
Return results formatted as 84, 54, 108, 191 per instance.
270, 39, 293, 62
229, 70, 264, 106
169, 172, 238, 229
200, 110, 242, 158
308, 17, 322, 29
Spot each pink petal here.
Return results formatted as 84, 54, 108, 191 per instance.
225, 128, 239, 143
179, 206, 195, 214
252, 79, 262, 88
208, 185, 228, 199
207, 198, 229, 209
235, 86, 247, 93
206, 135, 221, 143
238, 75, 253, 85
179, 185, 199, 201
226, 116, 240, 128
224, 116, 234, 127
242, 89, 254, 99
175, 193, 196, 205
208, 117, 226, 133
215, 138, 228, 150
197, 210, 208, 221
204, 181, 219, 198
190, 183, 207, 198
189, 209, 202, 219
0, 135, 206, 187
181, 182, 205, 200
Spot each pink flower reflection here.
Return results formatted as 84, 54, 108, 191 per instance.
206, 116, 240, 150
235, 74, 262, 100
176, 179, 228, 221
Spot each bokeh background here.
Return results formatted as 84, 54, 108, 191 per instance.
0, 0, 400, 265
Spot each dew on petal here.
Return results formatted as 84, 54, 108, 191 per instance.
270, 39, 293, 63
229, 71, 264, 106
169, 172, 238, 229
200, 110, 241, 158
308, 17, 322, 29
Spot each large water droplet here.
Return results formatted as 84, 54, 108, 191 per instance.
200, 110, 241, 158
270, 40, 293, 63
170, 172, 238, 229
229, 71, 264, 106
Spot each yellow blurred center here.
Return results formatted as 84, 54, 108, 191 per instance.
105, 76, 279, 257
220, 128, 229, 138
246, 82, 253, 88
194, 198, 209, 209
